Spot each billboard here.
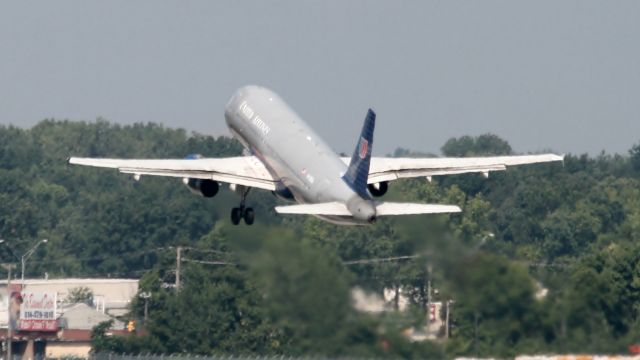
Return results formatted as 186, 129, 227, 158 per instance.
18, 292, 58, 331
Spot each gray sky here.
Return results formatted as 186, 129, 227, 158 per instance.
1, 1, 639, 156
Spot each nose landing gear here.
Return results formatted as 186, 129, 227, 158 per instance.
230, 186, 255, 225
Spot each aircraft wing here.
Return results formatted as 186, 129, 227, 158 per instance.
340, 154, 564, 184
275, 202, 461, 215
68, 156, 278, 191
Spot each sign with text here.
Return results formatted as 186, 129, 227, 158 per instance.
18, 292, 58, 332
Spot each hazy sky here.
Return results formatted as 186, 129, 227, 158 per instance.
1, 1, 639, 156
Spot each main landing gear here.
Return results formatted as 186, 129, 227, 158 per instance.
231, 186, 254, 225
231, 206, 254, 225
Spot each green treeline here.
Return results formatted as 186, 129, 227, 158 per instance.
3, 120, 640, 358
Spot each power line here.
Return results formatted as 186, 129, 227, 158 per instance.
26, 248, 165, 266
343, 255, 420, 265
26, 245, 226, 267
181, 247, 230, 255
519, 261, 572, 268
181, 258, 237, 266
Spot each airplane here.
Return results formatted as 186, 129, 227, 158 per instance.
69, 85, 563, 225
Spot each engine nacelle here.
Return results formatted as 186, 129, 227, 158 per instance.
183, 178, 219, 198
182, 154, 219, 197
272, 185, 295, 202
367, 181, 389, 197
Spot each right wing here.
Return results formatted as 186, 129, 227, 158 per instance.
68, 156, 278, 191
275, 202, 461, 216
354, 154, 564, 183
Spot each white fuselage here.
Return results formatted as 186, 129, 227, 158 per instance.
224, 86, 374, 224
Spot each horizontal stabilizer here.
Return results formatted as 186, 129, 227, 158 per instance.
275, 202, 351, 215
375, 202, 461, 215
275, 202, 461, 216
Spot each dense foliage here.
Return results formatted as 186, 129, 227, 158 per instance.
2, 120, 640, 358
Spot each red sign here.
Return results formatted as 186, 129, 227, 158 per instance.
18, 319, 58, 331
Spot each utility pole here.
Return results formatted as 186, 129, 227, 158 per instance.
426, 264, 431, 308
426, 264, 432, 323
445, 300, 451, 339
175, 246, 182, 290
2, 263, 16, 360
427, 279, 431, 319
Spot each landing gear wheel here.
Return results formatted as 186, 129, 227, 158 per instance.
244, 207, 255, 225
231, 207, 242, 225
231, 187, 255, 225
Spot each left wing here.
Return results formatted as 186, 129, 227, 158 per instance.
340, 154, 564, 184
68, 156, 278, 191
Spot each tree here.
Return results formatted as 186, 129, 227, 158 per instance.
66, 286, 94, 306
445, 253, 549, 358
247, 229, 355, 354
441, 134, 512, 157
7, 119, 640, 357
630, 142, 640, 173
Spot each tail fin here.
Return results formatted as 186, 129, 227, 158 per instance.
343, 109, 375, 198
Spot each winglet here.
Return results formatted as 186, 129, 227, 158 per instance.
343, 109, 375, 198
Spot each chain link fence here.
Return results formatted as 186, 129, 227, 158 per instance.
88, 354, 371, 360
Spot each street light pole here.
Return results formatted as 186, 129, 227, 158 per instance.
20, 239, 48, 284
139, 292, 151, 323
175, 246, 182, 290
2, 263, 16, 360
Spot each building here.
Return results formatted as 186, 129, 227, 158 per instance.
351, 286, 450, 341
0, 278, 139, 359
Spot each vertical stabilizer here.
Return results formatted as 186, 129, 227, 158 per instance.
343, 109, 375, 198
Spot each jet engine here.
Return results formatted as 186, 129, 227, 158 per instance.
272, 185, 295, 202
182, 154, 219, 197
367, 181, 389, 197
183, 178, 219, 198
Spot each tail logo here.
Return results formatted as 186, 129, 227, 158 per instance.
359, 137, 369, 159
